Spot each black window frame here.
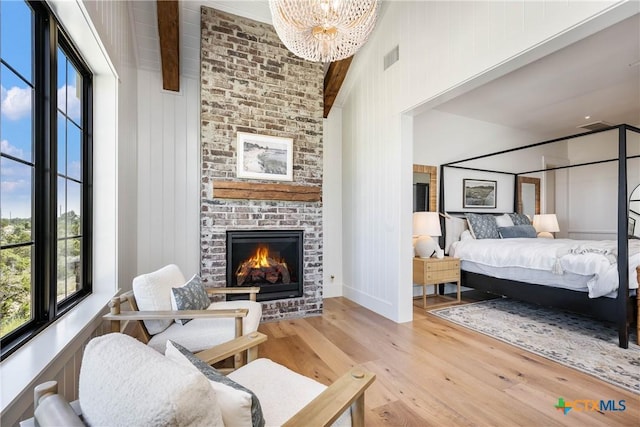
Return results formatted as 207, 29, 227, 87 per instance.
1, 0, 93, 360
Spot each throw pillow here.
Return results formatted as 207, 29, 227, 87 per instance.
498, 224, 537, 238
509, 213, 531, 226
80, 334, 223, 427
171, 275, 211, 325
465, 213, 500, 239
165, 341, 265, 427
495, 213, 514, 228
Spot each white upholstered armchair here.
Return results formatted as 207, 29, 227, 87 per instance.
22, 333, 375, 427
105, 264, 262, 367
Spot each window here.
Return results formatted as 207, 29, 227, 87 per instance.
1, 0, 92, 359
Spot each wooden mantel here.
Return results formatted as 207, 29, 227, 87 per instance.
213, 181, 321, 202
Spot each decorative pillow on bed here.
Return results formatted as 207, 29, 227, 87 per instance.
508, 213, 531, 226
465, 213, 500, 239
495, 214, 514, 228
444, 215, 469, 253
498, 224, 537, 238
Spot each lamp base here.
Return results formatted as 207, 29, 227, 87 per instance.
414, 236, 443, 258
537, 231, 554, 239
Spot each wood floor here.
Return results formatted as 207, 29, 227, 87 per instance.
257, 295, 639, 426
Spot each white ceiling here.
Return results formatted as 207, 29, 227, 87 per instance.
129, 2, 639, 138
433, 14, 640, 138
129, 1, 272, 79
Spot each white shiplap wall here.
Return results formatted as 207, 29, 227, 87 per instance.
136, 71, 201, 277
339, 0, 630, 323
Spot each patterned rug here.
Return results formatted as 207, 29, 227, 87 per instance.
430, 298, 640, 394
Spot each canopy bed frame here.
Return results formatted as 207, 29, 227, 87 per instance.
439, 124, 640, 348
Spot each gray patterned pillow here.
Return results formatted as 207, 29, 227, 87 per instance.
171, 275, 211, 325
509, 213, 531, 226
498, 224, 537, 238
465, 213, 500, 239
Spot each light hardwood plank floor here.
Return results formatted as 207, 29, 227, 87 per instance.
257, 296, 639, 426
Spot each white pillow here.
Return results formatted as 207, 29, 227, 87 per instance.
133, 264, 186, 335
79, 333, 223, 427
495, 214, 514, 228
444, 215, 469, 254
165, 341, 257, 427
460, 229, 474, 240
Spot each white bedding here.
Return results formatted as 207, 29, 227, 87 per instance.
450, 238, 640, 298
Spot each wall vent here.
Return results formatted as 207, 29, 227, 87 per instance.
384, 45, 399, 70
577, 121, 614, 131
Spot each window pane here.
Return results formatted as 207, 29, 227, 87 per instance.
1, 157, 32, 245
67, 180, 80, 235
57, 113, 65, 175
56, 48, 66, 116
56, 238, 66, 301
57, 176, 66, 237
1, 64, 33, 163
0, 0, 33, 82
67, 122, 81, 180
66, 60, 81, 123
1, 245, 33, 337
57, 237, 80, 302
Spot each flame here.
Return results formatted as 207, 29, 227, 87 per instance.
249, 246, 271, 268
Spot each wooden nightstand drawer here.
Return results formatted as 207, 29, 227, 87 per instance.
413, 257, 460, 285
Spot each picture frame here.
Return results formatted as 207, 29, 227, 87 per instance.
236, 132, 293, 181
463, 179, 497, 208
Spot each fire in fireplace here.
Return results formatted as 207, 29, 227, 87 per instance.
226, 230, 303, 302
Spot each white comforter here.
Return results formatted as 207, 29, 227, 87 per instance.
450, 238, 640, 298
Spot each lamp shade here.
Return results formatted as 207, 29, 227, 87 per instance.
532, 214, 560, 233
413, 212, 441, 237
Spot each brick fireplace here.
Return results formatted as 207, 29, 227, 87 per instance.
199, 7, 324, 321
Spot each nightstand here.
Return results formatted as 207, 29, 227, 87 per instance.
412, 256, 461, 308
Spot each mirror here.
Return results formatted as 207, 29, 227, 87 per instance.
630, 184, 640, 238
517, 176, 540, 218
413, 165, 437, 212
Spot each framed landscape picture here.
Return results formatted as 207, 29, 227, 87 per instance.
463, 179, 497, 208
236, 132, 293, 181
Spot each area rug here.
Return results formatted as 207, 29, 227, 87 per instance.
430, 298, 640, 394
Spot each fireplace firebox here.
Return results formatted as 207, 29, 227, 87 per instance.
226, 230, 303, 302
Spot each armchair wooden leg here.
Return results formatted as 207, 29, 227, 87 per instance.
234, 317, 243, 369
352, 394, 366, 427
110, 297, 122, 333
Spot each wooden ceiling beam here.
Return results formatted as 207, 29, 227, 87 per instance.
323, 57, 353, 118
157, 0, 180, 91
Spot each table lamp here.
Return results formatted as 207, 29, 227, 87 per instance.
532, 214, 559, 238
413, 212, 443, 258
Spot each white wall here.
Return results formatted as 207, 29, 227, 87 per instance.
323, 107, 344, 297
136, 71, 201, 277
338, 0, 631, 323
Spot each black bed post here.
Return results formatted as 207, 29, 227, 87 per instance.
439, 165, 446, 250
616, 125, 629, 349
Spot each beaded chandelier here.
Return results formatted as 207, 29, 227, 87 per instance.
269, 0, 379, 63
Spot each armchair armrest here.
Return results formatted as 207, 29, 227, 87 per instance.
195, 331, 267, 365
103, 308, 249, 321
21, 381, 84, 427
207, 286, 260, 301
283, 368, 376, 427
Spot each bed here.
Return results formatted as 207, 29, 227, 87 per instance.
439, 124, 640, 348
